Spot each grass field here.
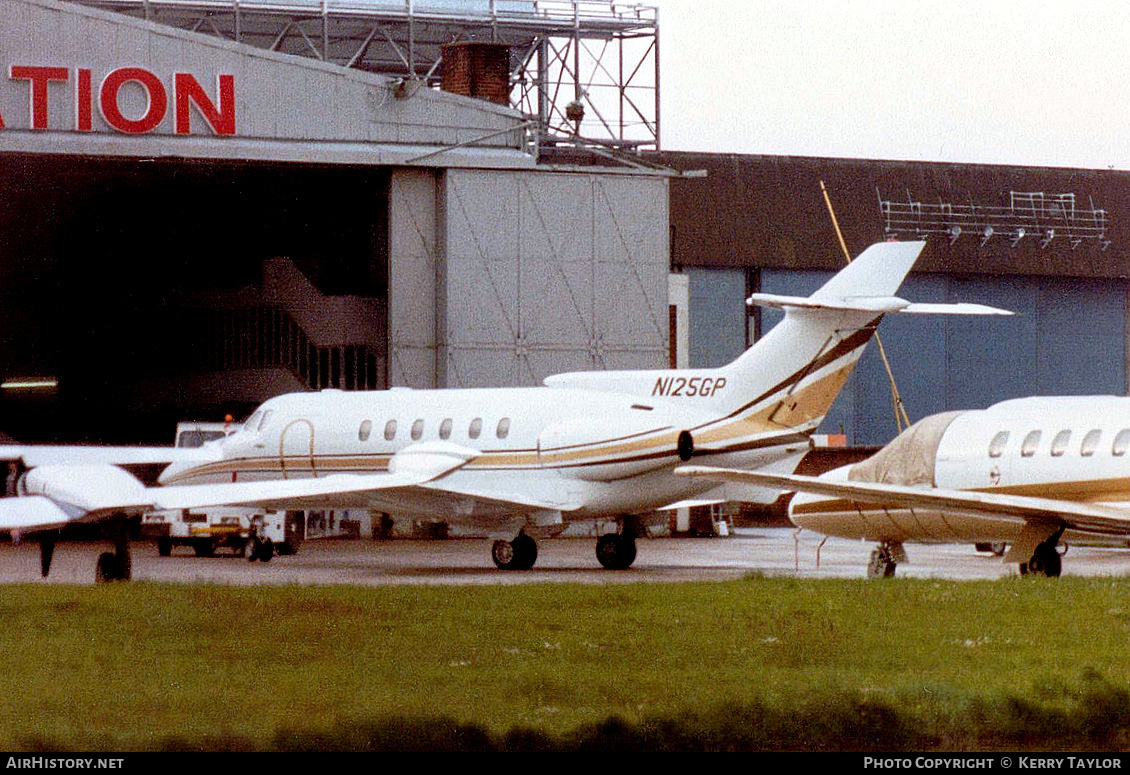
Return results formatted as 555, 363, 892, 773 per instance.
3, 576, 1130, 751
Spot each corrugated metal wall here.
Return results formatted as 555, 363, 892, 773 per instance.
685, 267, 747, 368
389, 167, 670, 389
688, 267, 1128, 446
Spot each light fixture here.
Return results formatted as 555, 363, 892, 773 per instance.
1, 378, 58, 391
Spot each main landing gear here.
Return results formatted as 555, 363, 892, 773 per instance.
490, 518, 643, 571
867, 541, 907, 579
491, 532, 538, 571
596, 531, 637, 570
1019, 529, 1065, 578
94, 516, 133, 583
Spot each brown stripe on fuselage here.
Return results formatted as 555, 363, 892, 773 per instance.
701, 317, 882, 427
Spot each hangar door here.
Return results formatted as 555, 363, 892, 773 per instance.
0, 155, 390, 443
388, 168, 670, 389
756, 271, 1127, 446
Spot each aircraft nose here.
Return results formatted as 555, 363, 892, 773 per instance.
158, 447, 222, 486
157, 460, 188, 486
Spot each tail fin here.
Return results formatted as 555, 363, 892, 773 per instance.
709, 240, 927, 436
546, 241, 1005, 444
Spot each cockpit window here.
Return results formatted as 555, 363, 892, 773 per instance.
257, 410, 273, 432
177, 430, 228, 449
243, 410, 262, 433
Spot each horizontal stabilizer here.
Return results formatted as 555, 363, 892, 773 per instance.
746, 294, 1012, 316
896, 302, 1014, 316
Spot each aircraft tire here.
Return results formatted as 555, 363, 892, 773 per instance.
491, 534, 537, 570
867, 548, 897, 579
1028, 545, 1062, 578
596, 533, 637, 570
157, 537, 172, 557
95, 551, 130, 583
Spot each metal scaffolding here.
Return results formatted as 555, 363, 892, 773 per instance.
68, 0, 660, 151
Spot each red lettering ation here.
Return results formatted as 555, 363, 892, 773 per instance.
174, 73, 235, 135
99, 67, 167, 134
10, 65, 69, 130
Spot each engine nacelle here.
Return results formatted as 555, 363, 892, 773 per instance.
538, 418, 693, 482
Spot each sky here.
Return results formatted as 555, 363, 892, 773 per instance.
651, 0, 1130, 170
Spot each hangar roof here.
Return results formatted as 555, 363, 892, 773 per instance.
653, 151, 1130, 280
0, 0, 535, 168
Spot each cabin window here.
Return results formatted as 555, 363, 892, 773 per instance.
384, 419, 397, 441
469, 418, 482, 439
496, 417, 511, 439
359, 420, 372, 442
440, 418, 453, 440
988, 431, 1009, 458
1081, 429, 1102, 457
1114, 429, 1130, 456
1050, 430, 1071, 457
1020, 430, 1041, 458
411, 419, 425, 440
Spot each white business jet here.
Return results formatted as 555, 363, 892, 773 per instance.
0, 240, 1008, 582
679, 396, 1130, 578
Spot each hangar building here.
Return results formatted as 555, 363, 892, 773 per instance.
0, 0, 668, 443
3, 0, 1127, 458
654, 152, 1130, 447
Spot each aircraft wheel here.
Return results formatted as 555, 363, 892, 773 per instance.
867, 546, 897, 579
157, 537, 172, 557
596, 532, 637, 570
491, 533, 537, 570
95, 551, 130, 583
1028, 544, 1062, 578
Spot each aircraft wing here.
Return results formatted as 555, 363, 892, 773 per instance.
1, 441, 482, 532
0, 444, 215, 467
674, 465, 1130, 537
